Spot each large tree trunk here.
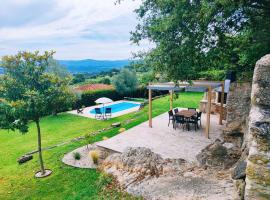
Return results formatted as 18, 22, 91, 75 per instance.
36, 120, 45, 174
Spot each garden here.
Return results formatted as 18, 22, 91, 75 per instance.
0, 92, 203, 200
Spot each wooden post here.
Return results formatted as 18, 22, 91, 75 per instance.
205, 86, 212, 138
148, 86, 152, 128
170, 90, 173, 110
219, 81, 225, 125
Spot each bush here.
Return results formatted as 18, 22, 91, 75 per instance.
80, 89, 123, 107
199, 69, 226, 81
89, 150, 99, 164
112, 69, 138, 94
73, 152, 81, 160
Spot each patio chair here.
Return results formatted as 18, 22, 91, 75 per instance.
168, 110, 175, 127
174, 115, 187, 130
105, 107, 112, 119
94, 108, 102, 119
197, 111, 202, 126
188, 108, 196, 111
174, 108, 179, 114
189, 115, 199, 131
77, 108, 84, 114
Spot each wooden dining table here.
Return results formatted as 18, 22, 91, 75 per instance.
175, 110, 197, 118
174, 110, 197, 131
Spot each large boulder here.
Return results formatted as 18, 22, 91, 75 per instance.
232, 161, 247, 180
101, 147, 186, 187
245, 54, 270, 199
196, 139, 241, 169
251, 54, 270, 107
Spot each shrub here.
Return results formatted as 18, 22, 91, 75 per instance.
80, 89, 123, 107
112, 69, 138, 94
119, 128, 126, 133
89, 150, 99, 164
97, 173, 113, 190
102, 136, 109, 140
73, 152, 81, 160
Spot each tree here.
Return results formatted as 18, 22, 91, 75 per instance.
72, 74, 85, 84
101, 76, 111, 85
0, 51, 75, 177
128, 0, 270, 81
112, 69, 138, 94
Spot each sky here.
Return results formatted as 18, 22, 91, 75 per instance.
0, 0, 150, 60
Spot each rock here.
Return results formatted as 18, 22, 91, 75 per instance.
101, 147, 186, 188
196, 139, 241, 169
232, 161, 247, 180
245, 54, 270, 199
111, 122, 121, 127
17, 154, 33, 164
225, 82, 252, 135
234, 179, 245, 200
223, 142, 234, 149
251, 54, 270, 107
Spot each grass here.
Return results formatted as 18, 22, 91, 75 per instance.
0, 92, 203, 200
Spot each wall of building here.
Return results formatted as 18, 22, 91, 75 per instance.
225, 82, 252, 135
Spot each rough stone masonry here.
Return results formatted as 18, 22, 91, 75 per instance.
245, 54, 270, 199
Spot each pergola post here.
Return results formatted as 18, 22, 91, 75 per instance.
148, 85, 152, 128
219, 81, 225, 125
205, 86, 212, 138
169, 90, 173, 110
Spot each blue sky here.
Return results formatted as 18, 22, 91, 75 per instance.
0, 0, 151, 60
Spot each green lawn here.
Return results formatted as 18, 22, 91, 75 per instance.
0, 92, 203, 200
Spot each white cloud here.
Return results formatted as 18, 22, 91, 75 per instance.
0, 0, 150, 59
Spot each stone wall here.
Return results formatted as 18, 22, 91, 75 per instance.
226, 82, 252, 134
245, 54, 270, 199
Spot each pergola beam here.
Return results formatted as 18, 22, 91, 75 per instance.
170, 90, 173, 110
148, 86, 152, 128
147, 80, 225, 139
205, 86, 212, 138
219, 81, 225, 125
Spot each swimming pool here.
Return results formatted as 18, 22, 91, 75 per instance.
90, 101, 140, 114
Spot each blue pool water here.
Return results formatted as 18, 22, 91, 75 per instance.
90, 102, 140, 114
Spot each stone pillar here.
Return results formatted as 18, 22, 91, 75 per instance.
245, 54, 270, 199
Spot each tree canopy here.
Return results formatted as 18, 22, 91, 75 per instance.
112, 68, 138, 94
0, 51, 75, 175
130, 0, 270, 81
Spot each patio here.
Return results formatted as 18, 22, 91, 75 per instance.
97, 108, 224, 163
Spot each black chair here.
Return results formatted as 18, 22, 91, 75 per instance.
94, 108, 102, 119
174, 108, 179, 114
189, 114, 200, 131
188, 108, 196, 111
174, 115, 187, 130
168, 110, 175, 127
77, 108, 84, 114
197, 111, 202, 126
105, 107, 112, 119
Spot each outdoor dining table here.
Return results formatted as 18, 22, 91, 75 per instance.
175, 110, 197, 131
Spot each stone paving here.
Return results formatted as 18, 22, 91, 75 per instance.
97, 108, 224, 163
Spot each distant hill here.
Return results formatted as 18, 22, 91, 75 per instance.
58, 59, 131, 74
0, 59, 131, 75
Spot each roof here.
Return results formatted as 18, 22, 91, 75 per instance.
147, 81, 223, 92
74, 84, 113, 92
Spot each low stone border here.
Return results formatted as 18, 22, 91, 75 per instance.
62, 144, 117, 169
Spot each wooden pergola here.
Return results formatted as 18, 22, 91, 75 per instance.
147, 80, 225, 139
